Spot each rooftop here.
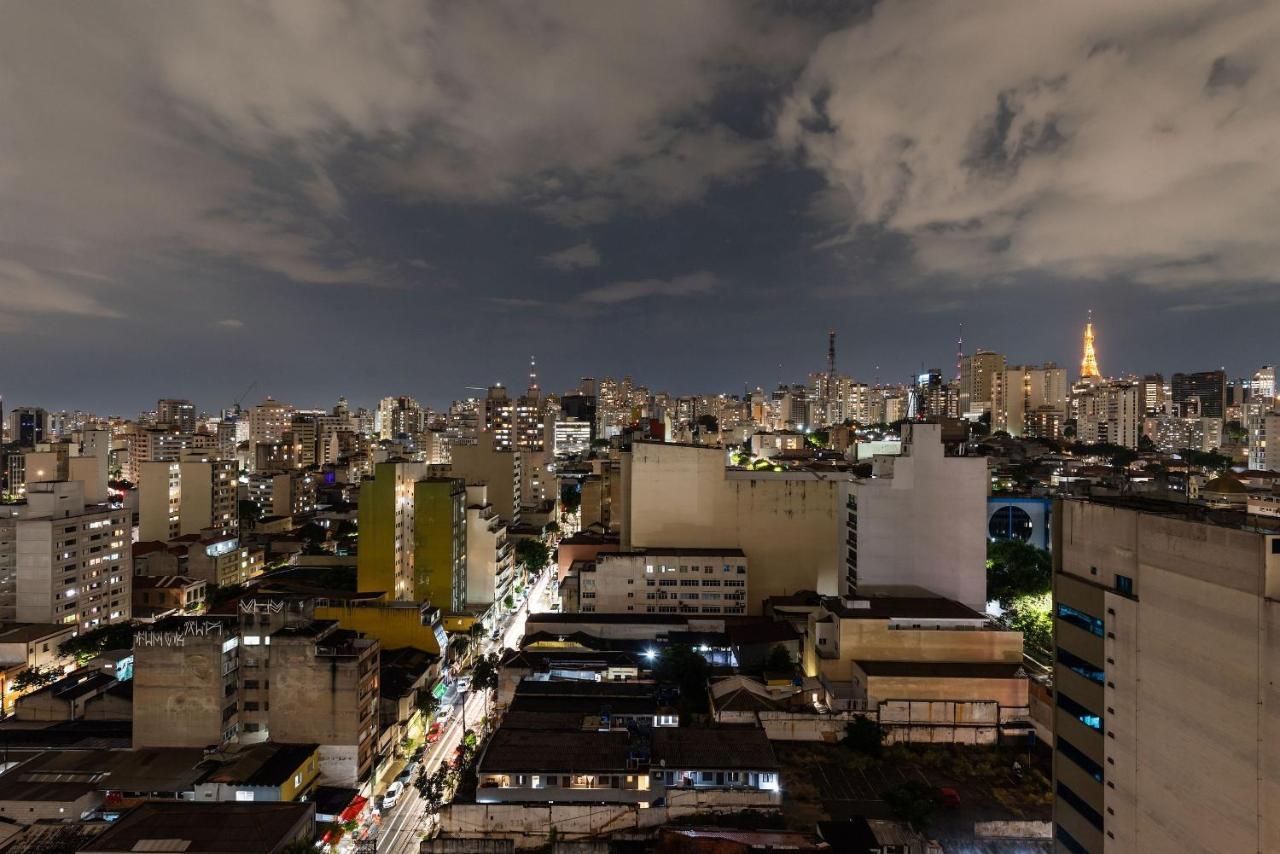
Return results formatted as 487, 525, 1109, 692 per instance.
205, 743, 318, 788
0, 623, 71, 645
81, 801, 315, 854
823, 595, 988, 621
853, 660, 1027, 679
651, 727, 778, 771
1067, 494, 1280, 533
479, 728, 633, 773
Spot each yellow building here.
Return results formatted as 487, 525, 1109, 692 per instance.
413, 477, 467, 611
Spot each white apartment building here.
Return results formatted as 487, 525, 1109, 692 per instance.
565, 548, 748, 615
0, 481, 131, 628
1073, 381, 1141, 449
139, 453, 238, 542
248, 398, 295, 450
550, 419, 592, 458
1248, 411, 1280, 470
464, 484, 515, 611
842, 423, 988, 610
995, 364, 1068, 436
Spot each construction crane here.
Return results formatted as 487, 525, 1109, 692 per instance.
232, 381, 257, 414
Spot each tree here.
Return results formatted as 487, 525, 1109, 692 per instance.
415, 765, 451, 813
514, 538, 550, 573
763, 644, 794, 673
841, 716, 884, 757
415, 688, 440, 721
1006, 593, 1052, 655
883, 781, 940, 832
58, 622, 139, 665
655, 645, 711, 717
986, 541, 1051, 608
471, 652, 500, 720
695, 414, 719, 434
238, 499, 260, 526
559, 483, 582, 514
12, 666, 61, 692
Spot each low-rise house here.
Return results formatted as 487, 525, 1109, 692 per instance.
476, 723, 779, 805
132, 575, 207, 616
195, 742, 320, 803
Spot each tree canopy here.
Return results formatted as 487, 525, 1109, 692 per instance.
58, 622, 139, 665
514, 537, 550, 572
655, 645, 710, 716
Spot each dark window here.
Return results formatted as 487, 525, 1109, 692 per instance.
1058, 648, 1105, 684
1272, 539, 1280, 555
1057, 603, 1104, 637
1056, 782, 1103, 830
988, 505, 1034, 541
1058, 692, 1102, 731
1057, 736, 1104, 782
1114, 574, 1134, 596
1056, 824, 1090, 854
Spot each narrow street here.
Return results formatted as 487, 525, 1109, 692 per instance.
373, 568, 552, 854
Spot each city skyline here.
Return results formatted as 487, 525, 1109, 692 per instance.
3, 2, 1279, 411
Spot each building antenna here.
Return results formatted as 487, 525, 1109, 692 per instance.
955, 322, 965, 384
528, 355, 539, 395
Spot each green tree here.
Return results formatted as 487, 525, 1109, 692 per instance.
415, 688, 440, 721
655, 645, 710, 717
13, 666, 62, 692
471, 651, 501, 719
1006, 593, 1052, 655
986, 541, 1051, 608
695, 414, 719, 434
415, 765, 451, 813
58, 622, 138, 665
841, 716, 884, 757
763, 644, 794, 673
514, 537, 550, 572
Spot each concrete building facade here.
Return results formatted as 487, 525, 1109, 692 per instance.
1052, 497, 1280, 853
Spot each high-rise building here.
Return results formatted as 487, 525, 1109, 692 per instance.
995, 364, 1068, 436
1051, 497, 1280, 853
138, 451, 238, 542
357, 460, 428, 601
376, 396, 423, 439
1252, 365, 1276, 402
1139, 374, 1163, 415
483, 385, 515, 450
1171, 370, 1226, 419
7, 407, 47, 446
0, 480, 131, 628
1073, 381, 1141, 449
1248, 412, 1280, 471
248, 398, 295, 449
959, 350, 1006, 418
464, 484, 514, 612
414, 477, 467, 611
156, 399, 196, 433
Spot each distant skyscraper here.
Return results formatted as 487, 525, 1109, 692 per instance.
156, 399, 196, 434
1252, 365, 1276, 401
1079, 314, 1101, 380
1171, 370, 1226, 419
1141, 374, 1165, 415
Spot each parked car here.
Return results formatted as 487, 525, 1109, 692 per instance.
426, 723, 442, 744
938, 787, 961, 808
454, 675, 472, 693
381, 781, 405, 811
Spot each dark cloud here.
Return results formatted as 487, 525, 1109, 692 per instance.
1, 0, 1275, 412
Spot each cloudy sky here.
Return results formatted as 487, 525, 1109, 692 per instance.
3, 0, 1278, 413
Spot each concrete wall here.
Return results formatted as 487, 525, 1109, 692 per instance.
847, 424, 988, 609
132, 631, 228, 748
813, 619, 1023, 683
1056, 499, 1280, 853
621, 443, 842, 612
440, 788, 778, 849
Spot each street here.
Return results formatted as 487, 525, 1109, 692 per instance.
372, 568, 552, 854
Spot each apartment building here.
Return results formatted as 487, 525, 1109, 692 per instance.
1052, 497, 1280, 853
448, 431, 523, 524
994, 364, 1068, 436
244, 471, 316, 520
414, 477, 467, 611
356, 460, 428, 601
560, 548, 747, 616
843, 422, 988, 609
132, 613, 379, 786
0, 481, 131, 628
464, 484, 515, 611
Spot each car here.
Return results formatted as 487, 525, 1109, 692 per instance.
381, 781, 405, 811
938, 787, 961, 808
412, 745, 426, 762
425, 723, 442, 744
454, 676, 471, 693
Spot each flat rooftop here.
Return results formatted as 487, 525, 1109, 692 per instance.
479, 728, 633, 773
652, 727, 778, 771
853, 660, 1026, 679
1065, 494, 1280, 533
81, 801, 315, 854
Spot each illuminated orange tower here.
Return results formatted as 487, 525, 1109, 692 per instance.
1080, 311, 1100, 380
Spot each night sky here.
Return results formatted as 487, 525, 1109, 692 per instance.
3, 1, 1278, 414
